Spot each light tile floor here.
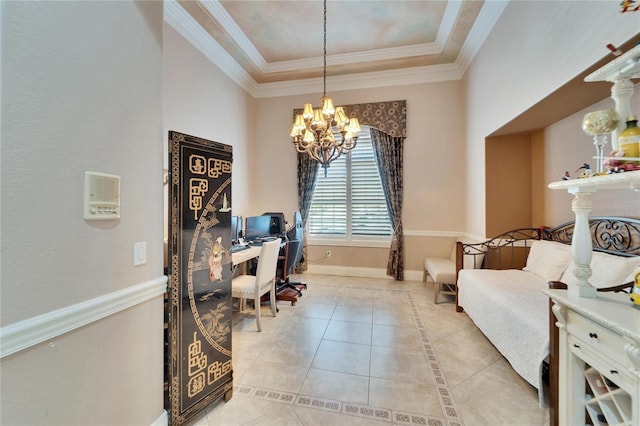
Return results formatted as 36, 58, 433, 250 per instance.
186, 274, 549, 426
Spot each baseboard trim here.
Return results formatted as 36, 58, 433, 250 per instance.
0, 276, 168, 358
152, 409, 169, 426
306, 265, 425, 282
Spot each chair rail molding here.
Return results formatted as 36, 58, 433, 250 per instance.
0, 276, 168, 358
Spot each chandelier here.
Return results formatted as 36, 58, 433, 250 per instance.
290, 0, 361, 176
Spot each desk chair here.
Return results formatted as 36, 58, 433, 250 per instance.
262, 212, 286, 238
275, 239, 305, 305
231, 238, 281, 331
276, 212, 307, 297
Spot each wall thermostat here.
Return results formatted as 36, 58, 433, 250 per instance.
84, 171, 121, 220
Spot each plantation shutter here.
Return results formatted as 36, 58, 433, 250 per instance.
351, 134, 391, 236
308, 155, 347, 235
308, 128, 391, 238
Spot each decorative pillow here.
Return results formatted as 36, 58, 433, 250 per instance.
561, 252, 640, 289
523, 240, 572, 282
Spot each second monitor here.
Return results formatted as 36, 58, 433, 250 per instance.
244, 215, 272, 242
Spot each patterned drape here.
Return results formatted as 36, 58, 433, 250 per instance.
292, 100, 406, 277
296, 153, 319, 272
369, 128, 404, 281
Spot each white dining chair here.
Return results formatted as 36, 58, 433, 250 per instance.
231, 238, 281, 331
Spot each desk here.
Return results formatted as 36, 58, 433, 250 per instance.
231, 245, 261, 267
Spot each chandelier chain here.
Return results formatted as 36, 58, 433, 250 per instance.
289, 0, 361, 176
323, 0, 327, 97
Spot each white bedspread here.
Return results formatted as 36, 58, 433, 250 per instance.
458, 269, 549, 400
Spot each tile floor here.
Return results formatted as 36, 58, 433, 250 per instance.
186, 274, 550, 426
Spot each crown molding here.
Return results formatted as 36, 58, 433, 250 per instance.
164, 0, 508, 99
437, 0, 463, 47
200, 0, 268, 70
265, 42, 444, 74
164, 0, 259, 95
454, 0, 509, 74
253, 63, 464, 98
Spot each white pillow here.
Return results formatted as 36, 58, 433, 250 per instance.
560, 252, 640, 289
523, 240, 572, 282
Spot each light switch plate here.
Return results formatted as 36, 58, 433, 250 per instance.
133, 242, 147, 266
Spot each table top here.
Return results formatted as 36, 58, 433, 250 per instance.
548, 169, 640, 191
231, 245, 261, 265
545, 289, 640, 343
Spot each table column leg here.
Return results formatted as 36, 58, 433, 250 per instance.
568, 187, 597, 298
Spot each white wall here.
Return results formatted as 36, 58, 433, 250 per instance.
464, 0, 639, 236
1, 2, 165, 424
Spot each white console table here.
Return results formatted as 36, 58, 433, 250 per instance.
548, 170, 640, 297
545, 289, 640, 426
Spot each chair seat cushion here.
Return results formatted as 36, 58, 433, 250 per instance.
232, 275, 259, 298
424, 257, 456, 283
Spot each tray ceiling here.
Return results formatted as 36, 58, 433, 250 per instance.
166, 0, 507, 97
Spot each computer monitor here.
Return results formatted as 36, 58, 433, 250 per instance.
230, 215, 243, 243
244, 215, 271, 241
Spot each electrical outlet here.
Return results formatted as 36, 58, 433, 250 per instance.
326, 250, 331, 257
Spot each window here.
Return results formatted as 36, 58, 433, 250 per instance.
308, 127, 392, 243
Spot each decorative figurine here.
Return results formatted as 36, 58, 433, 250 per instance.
604, 150, 626, 171
561, 171, 571, 180
620, 0, 639, 13
575, 163, 593, 178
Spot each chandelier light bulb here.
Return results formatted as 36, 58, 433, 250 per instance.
302, 104, 314, 120
321, 97, 335, 117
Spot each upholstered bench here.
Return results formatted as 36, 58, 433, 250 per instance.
423, 246, 457, 303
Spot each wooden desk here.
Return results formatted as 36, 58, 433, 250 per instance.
231, 245, 261, 267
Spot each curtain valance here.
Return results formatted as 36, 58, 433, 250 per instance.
293, 99, 407, 138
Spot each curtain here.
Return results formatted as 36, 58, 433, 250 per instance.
293, 100, 406, 277
369, 127, 404, 281
296, 153, 318, 272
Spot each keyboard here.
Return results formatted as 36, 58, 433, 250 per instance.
249, 236, 278, 247
230, 244, 249, 253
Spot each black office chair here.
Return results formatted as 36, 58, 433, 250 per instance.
276, 211, 307, 296
262, 212, 286, 239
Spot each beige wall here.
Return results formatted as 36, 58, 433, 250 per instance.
251, 82, 466, 277
1, 1, 165, 424
485, 133, 533, 236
